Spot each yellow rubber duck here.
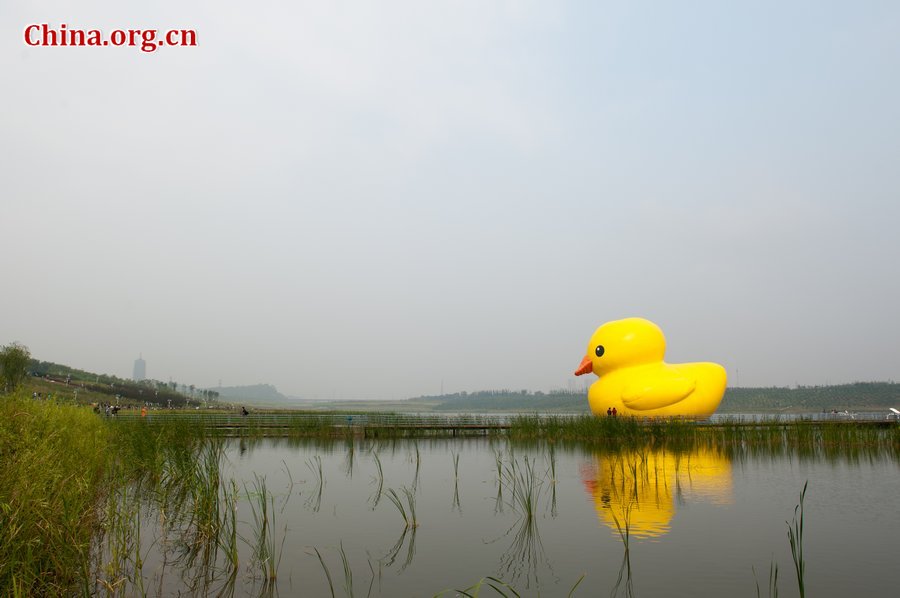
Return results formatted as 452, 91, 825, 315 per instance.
574, 317, 726, 417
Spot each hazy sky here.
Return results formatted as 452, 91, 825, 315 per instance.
3, 1, 899, 399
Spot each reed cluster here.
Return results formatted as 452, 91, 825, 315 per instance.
0, 393, 111, 594
0, 392, 223, 595
508, 414, 900, 457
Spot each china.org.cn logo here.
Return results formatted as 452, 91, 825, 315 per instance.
24, 23, 197, 53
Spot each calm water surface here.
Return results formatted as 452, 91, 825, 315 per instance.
143, 437, 899, 597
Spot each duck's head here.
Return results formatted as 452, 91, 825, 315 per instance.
574, 317, 666, 377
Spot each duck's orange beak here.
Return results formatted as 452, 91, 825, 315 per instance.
574, 355, 593, 376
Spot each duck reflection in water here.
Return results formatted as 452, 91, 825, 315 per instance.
581, 447, 733, 538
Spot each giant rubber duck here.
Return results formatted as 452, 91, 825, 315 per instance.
574, 317, 726, 417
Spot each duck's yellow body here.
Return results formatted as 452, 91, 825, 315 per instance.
575, 318, 726, 417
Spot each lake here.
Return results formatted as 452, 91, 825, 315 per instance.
120, 434, 899, 597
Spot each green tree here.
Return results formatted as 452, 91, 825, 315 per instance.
1, 341, 31, 393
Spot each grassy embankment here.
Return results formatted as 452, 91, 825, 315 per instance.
19, 376, 114, 407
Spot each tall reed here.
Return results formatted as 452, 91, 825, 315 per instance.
306, 455, 325, 512
787, 481, 808, 598
496, 456, 549, 588
370, 452, 384, 509
339, 541, 354, 598
384, 486, 418, 529
609, 502, 635, 598
245, 474, 284, 584
216, 479, 240, 596
383, 486, 418, 571
313, 547, 337, 598
312, 543, 360, 598
502, 457, 541, 521
753, 561, 779, 598
411, 442, 421, 491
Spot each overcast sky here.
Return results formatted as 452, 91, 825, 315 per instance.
3, 1, 899, 399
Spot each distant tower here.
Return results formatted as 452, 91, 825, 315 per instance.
133, 354, 146, 381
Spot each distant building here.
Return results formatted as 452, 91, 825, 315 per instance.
133, 355, 146, 381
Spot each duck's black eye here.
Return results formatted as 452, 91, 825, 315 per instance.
595, 345, 605, 357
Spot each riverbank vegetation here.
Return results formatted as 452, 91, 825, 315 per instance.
507, 414, 899, 460
0, 392, 110, 594
0, 392, 212, 595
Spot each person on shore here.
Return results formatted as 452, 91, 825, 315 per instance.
612, 407, 617, 417
241, 406, 249, 417
607, 407, 612, 416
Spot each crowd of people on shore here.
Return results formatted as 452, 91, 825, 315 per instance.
93, 403, 121, 416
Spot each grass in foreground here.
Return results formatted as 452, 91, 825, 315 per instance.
0, 392, 111, 594
0, 391, 215, 595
